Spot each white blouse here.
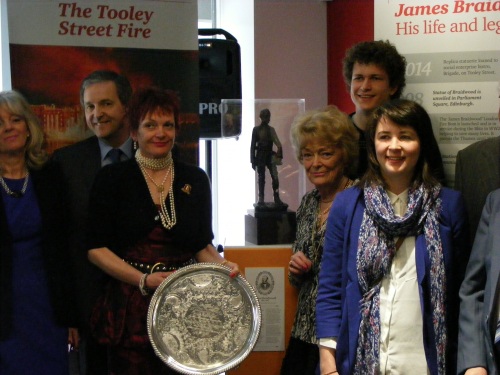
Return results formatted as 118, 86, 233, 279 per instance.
379, 190, 429, 374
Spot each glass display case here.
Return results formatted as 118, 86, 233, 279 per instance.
220, 99, 306, 245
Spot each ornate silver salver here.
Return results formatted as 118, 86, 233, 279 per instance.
147, 263, 261, 375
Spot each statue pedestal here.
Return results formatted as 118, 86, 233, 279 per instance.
245, 206, 296, 245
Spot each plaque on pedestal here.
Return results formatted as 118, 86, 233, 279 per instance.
245, 209, 296, 245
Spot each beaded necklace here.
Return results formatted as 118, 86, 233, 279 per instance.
135, 149, 171, 170
135, 150, 177, 230
0, 171, 29, 198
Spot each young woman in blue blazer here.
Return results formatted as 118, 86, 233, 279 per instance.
316, 99, 469, 375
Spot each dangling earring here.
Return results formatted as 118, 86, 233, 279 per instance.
133, 141, 137, 150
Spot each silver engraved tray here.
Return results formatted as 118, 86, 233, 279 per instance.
147, 263, 261, 375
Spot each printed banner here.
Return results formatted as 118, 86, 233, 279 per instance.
7, 0, 199, 164
375, 0, 500, 184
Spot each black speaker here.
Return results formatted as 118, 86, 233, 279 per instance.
199, 29, 242, 139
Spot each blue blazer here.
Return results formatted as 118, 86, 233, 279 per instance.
316, 186, 469, 375
457, 188, 500, 375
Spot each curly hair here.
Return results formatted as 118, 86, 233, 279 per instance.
0, 90, 47, 171
290, 105, 359, 177
343, 40, 407, 99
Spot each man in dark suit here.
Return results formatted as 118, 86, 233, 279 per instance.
455, 101, 500, 243
456, 89, 500, 375
52, 70, 133, 375
458, 188, 500, 375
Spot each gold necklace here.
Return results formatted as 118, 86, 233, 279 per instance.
317, 177, 353, 225
136, 153, 176, 230
319, 201, 333, 216
320, 198, 334, 203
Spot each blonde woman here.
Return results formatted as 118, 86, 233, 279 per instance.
0, 90, 78, 374
281, 106, 358, 375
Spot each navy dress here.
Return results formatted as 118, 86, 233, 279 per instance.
0, 177, 68, 374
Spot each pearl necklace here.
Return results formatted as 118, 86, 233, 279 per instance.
0, 171, 30, 198
135, 149, 172, 170
136, 151, 177, 230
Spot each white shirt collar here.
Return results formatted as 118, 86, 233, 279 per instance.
386, 189, 409, 217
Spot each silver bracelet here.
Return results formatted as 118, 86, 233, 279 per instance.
139, 273, 149, 296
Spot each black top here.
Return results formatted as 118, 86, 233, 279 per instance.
86, 158, 214, 256
349, 113, 368, 180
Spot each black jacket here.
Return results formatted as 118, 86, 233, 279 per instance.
86, 158, 214, 257
0, 161, 77, 339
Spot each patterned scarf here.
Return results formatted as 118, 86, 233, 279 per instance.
354, 183, 447, 375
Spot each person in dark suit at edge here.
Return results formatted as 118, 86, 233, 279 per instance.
454, 87, 500, 243
456, 86, 500, 375
52, 70, 133, 375
458, 187, 500, 375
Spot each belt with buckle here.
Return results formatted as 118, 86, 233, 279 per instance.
124, 258, 196, 274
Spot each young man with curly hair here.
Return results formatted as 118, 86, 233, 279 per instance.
342, 40, 407, 178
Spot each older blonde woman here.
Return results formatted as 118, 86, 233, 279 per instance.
0, 90, 78, 374
281, 106, 358, 375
